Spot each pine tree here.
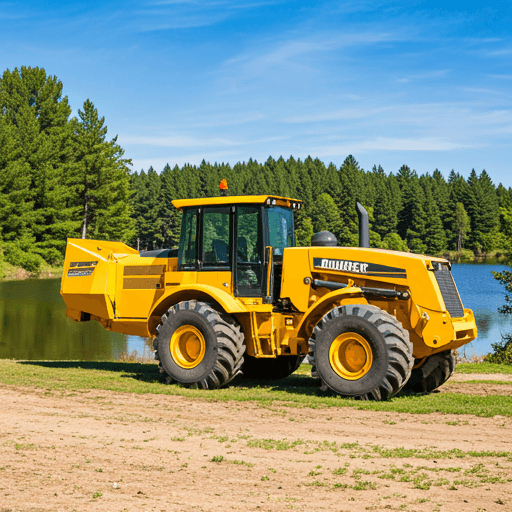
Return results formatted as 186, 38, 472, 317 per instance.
70, 99, 134, 242
453, 202, 471, 252
295, 211, 314, 247
467, 169, 499, 252
396, 166, 427, 253
372, 166, 397, 237
0, 66, 74, 262
160, 164, 182, 248
420, 176, 447, 254
311, 193, 342, 237
431, 169, 451, 243
337, 155, 363, 246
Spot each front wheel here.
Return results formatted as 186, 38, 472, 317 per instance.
154, 300, 245, 389
308, 304, 413, 401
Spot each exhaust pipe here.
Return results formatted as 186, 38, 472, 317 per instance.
356, 201, 369, 248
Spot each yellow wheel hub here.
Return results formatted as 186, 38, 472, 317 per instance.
329, 332, 373, 380
170, 325, 206, 369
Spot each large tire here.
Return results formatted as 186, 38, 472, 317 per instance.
402, 350, 455, 394
154, 300, 245, 389
241, 355, 305, 380
308, 304, 413, 401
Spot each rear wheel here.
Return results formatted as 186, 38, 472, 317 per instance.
308, 304, 413, 401
402, 350, 455, 394
241, 355, 305, 380
154, 300, 245, 389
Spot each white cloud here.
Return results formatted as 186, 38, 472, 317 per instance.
221, 31, 400, 80
283, 106, 395, 124
121, 134, 286, 148
314, 137, 472, 156
396, 69, 450, 84
484, 47, 512, 57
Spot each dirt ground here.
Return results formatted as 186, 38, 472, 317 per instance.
1, 376, 512, 512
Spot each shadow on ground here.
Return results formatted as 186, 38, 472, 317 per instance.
18, 360, 324, 396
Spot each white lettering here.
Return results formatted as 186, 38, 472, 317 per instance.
317, 259, 371, 273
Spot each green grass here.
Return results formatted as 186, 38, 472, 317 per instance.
1, 360, 512, 417
456, 362, 512, 374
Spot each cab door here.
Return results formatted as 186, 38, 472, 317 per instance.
234, 206, 266, 297
197, 206, 233, 293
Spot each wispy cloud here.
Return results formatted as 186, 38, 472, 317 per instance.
224, 31, 399, 71
396, 69, 450, 84
314, 137, 471, 156
132, 0, 280, 31
283, 106, 394, 124
121, 134, 286, 147
461, 87, 505, 95
484, 47, 512, 57
150, 0, 279, 7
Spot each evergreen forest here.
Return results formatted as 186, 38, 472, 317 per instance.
2, 66, 512, 274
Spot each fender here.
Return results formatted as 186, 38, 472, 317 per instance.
149, 284, 247, 320
297, 286, 368, 339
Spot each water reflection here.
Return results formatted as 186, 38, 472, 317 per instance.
0, 264, 511, 360
475, 311, 492, 339
451, 264, 512, 357
0, 279, 126, 361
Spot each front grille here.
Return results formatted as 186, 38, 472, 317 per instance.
433, 264, 465, 318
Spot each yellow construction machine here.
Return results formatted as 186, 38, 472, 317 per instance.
61, 194, 477, 400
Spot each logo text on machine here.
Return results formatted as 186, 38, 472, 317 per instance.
315, 258, 369, 273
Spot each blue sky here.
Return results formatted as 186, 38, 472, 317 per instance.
1, 0, 511, 187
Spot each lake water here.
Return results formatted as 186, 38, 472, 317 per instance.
0, 264, 510, 360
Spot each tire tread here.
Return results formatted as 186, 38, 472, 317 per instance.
154, 301, 245, 390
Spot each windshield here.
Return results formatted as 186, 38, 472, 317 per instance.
267, 207, 295, 256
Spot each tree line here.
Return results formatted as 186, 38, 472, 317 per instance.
132, 158, 512, 258
1, 66, 512, 274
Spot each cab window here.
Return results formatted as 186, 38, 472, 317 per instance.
268, 207, 295, 256
236, 206, 264, 296
202, 207, 231, 268
178, 208, 198, 269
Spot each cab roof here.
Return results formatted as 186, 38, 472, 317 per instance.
172, 195, 302, 211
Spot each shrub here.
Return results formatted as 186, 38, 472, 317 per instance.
488, 266, 512, 364
3, 243, 45, 275
485, 334, 512, 365
382, 233, 408, 252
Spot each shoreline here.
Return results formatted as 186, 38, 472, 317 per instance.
0, 266, 63, 282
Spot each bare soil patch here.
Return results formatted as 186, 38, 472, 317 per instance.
443, 372, 512, 395
451, 373, 512, 383
1, 382, 512, 512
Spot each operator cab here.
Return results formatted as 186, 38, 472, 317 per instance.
171, 195, 302, 300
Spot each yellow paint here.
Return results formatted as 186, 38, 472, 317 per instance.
329, 332, 373, 380
296, 287, 369, 340
172, 195, 301, 210
170, 325, 206, 368
61, 194, 477, 368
